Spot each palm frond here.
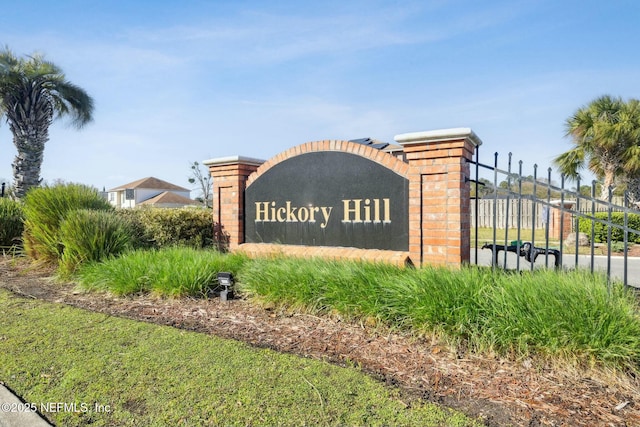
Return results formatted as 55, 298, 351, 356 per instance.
0, 50, 93, 127
553, 147, 585, 180
558, 95, 640, 189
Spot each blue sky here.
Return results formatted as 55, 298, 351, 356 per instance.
1, 0, 639, 195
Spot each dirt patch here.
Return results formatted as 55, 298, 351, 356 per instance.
609, 244, 640, 257
582, 243, 640, 257
1, 258, 639, 426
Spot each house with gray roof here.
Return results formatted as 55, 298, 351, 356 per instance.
107, 177, 199, 208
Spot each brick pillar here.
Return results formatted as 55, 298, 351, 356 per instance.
203, 156, 264, 251
395, 128, 481, 267
549, 201, 575, 241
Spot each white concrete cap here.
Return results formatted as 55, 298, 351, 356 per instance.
394, 128, 483, 147
202, 155, 265, 167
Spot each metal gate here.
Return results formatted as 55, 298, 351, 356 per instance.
469, 148, 640, 290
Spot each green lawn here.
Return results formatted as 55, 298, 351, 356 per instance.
0, 289, 479, 427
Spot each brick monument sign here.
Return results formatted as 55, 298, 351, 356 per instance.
204, 128, 481, 267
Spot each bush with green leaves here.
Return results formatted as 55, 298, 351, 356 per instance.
578, 212, 640, 243
116, 207, 216, 249
22, 183, 112, 263
58, 209, 133, 276
0, 198, 24, 249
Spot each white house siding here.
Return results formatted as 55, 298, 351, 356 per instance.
107, 177, 193, 209
108, 189, 191, 208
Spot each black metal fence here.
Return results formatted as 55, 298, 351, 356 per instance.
469, 150, 640, 290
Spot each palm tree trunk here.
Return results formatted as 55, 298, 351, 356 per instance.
600, 167, 616, 200
11, 122, 48, 198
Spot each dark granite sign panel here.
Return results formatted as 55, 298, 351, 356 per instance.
244, 151, 409, 251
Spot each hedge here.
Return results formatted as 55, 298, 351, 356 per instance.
116, 207, 218, 249
578, 212, 640, 243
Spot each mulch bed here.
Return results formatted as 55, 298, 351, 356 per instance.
1, 258, 639, 427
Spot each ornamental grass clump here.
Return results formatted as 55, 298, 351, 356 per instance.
22, 183, 112, 263
0, 197, 24, 249
479, 269, 640, 367
239, 257, 640, 371
58, 209, 133, 276
76, 247, 248, 297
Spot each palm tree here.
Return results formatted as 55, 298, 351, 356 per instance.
0, 48, 94, 198
554, 95, 640, 201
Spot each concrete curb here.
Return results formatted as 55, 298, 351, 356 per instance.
0, 385, 52, 427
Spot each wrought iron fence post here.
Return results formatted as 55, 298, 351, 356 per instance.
474, 146, 479, 265
624, 191, 629, 286
590, 181, 596, 274
559, 174, 566, 269
531, 165, 538, 271
516, 161, 523, 271
575, 177, 581, 267
607, 186, 613, 295
544, 168, 552, 267
502, 153, 513, 268
491, 152, 499, 270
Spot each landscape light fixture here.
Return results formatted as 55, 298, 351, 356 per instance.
217, 272, 234, 301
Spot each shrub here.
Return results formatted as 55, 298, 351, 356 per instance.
114, 208, 154, 249
0, 198, 24, 249
116, 207, 216, 249
22, 183, 112, 263
58, 209, 133, 276
578, 212, 640, 243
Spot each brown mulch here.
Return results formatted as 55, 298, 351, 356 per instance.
1, 258, 639, 427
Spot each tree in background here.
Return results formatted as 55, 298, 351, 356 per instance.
0, 48, 94, 198
469, 178, 494, 198
497, 177, 562, 199
188, 161, 212, 208
554, 95, 640, 201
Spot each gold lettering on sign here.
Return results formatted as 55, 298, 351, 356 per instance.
255, 202, 270, 222
255, 202, 332, 228
343, 199, 362, 223
256, 198, 391, 227
342, 198, 390, 224
320, 206, 332, 227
